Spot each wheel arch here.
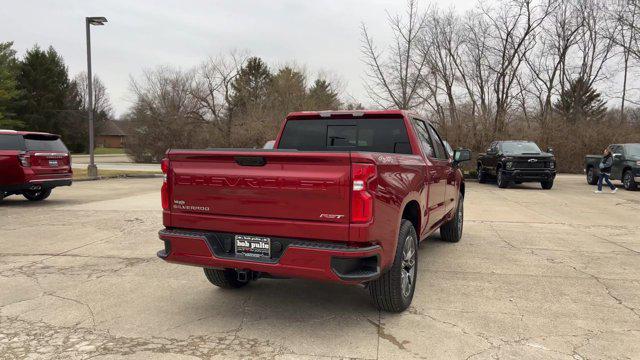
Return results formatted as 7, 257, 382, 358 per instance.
401, 200, 421, 237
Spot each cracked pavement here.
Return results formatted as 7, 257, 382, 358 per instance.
1, 175, 639, 359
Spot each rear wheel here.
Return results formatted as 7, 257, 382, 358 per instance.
623, 170, 638, 191
440, 194, 464, 243
203, 268, 250, 289
541, 180, 554, 190
22, 189, 51, 201
587, 167, 598, 185
477, 164, 488, 183
497, 170, 509, 188
368, 219, 417, 312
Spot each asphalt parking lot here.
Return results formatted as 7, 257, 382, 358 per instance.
1, 175, 639, 359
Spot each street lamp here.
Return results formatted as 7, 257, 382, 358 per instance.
85, 16, 107, 179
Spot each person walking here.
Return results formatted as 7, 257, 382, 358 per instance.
595, 147, 617, 194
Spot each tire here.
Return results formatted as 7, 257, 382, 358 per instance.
440, 194, 464, 243
586, 167, 598, 185
514, 181, 523, 185
368, 220, 418, 312
541, 180, 554, 190
22, 189, 52, 201
203, 268, 250, 289
623, 170, 638, 191
497, 170, 509, 188
477, 164, 488, 183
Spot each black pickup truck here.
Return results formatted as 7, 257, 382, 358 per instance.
585, 143, 640, 191
477, 140, 556, 189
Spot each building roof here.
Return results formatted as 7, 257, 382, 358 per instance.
99, 120, 126, 136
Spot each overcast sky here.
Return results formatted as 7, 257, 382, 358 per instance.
1, 0, 479, 117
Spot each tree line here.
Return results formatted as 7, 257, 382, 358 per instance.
362, 0, 640, 172
123, 54, 351, 162
0, 42, 112, 153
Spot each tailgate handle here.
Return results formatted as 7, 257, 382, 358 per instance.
235, 156, 267, 166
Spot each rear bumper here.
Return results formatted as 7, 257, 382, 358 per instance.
502, 169, 556, 182
158, 228, 382, 284
0, 178, 72, 193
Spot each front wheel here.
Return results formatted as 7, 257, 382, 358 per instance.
440, 194, 464, 243
623, 170, 638, 191
203, 268, 250, 289
541, 180, 554, 190
368, 219, 417, 312
587, 167, 598, 185
497, 171, 510, 188
22, 189, 52, 201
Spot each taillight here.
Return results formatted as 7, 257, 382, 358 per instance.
18, 153, 30, 167
161, 158, 169, 210
351, 163, 376, 223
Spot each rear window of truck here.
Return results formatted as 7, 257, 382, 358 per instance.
0, 134, 25, 150
23, 135, 68, 152
279, 118, 412, 154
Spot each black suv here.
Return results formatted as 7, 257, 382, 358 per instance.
477, 140, 556, 189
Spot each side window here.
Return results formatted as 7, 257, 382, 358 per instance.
0, 134, 25, 150
492, 142, 499, 153
612, 145, 622, 155
411, 119, 434, 157
427, 124, 448, 160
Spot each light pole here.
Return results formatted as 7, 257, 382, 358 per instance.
85, 16, 107, 179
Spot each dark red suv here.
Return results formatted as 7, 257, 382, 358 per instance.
0, 130, 72, 202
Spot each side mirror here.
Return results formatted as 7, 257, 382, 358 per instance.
453, 148, 471, 163
547, 147, 554, 154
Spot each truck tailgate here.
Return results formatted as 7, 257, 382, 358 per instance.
167, 150, 351, 231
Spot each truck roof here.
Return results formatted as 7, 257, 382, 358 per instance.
0, 129, 60, 137
286, 109, 418, 120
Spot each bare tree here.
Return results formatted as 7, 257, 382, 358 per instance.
606, 0, 639, 122
189, 51, 247, 147
73, 72, 113, 120
361, 0, 429, 109
481, 0, 557, 134
126, 66, 205, 162
523, 0, 582, 138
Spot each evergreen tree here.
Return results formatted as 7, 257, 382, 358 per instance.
230, 57, 272, 111
270, 66, 307, 111
554, 77, 607, 123
0, 42, 23, 128
307, 79, 341, 110
16, 46, 80, 135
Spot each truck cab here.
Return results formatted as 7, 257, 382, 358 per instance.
0, 130, 72, 202
157, 110, 470, 312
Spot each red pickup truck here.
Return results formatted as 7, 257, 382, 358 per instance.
158, 110, 470, 312
0, 130, 72, 202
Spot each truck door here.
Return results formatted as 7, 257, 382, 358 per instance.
426, 124, 456, 215
611, 145, 624, 180
411, 118, 447, 233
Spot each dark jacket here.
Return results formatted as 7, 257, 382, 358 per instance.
599, 154, 613, 174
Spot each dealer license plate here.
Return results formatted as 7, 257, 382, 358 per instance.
235, 235, 270, 258
49, 160, 58, 167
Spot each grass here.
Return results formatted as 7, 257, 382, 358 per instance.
73, 168, 161, 180
72, 148, 126, 156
